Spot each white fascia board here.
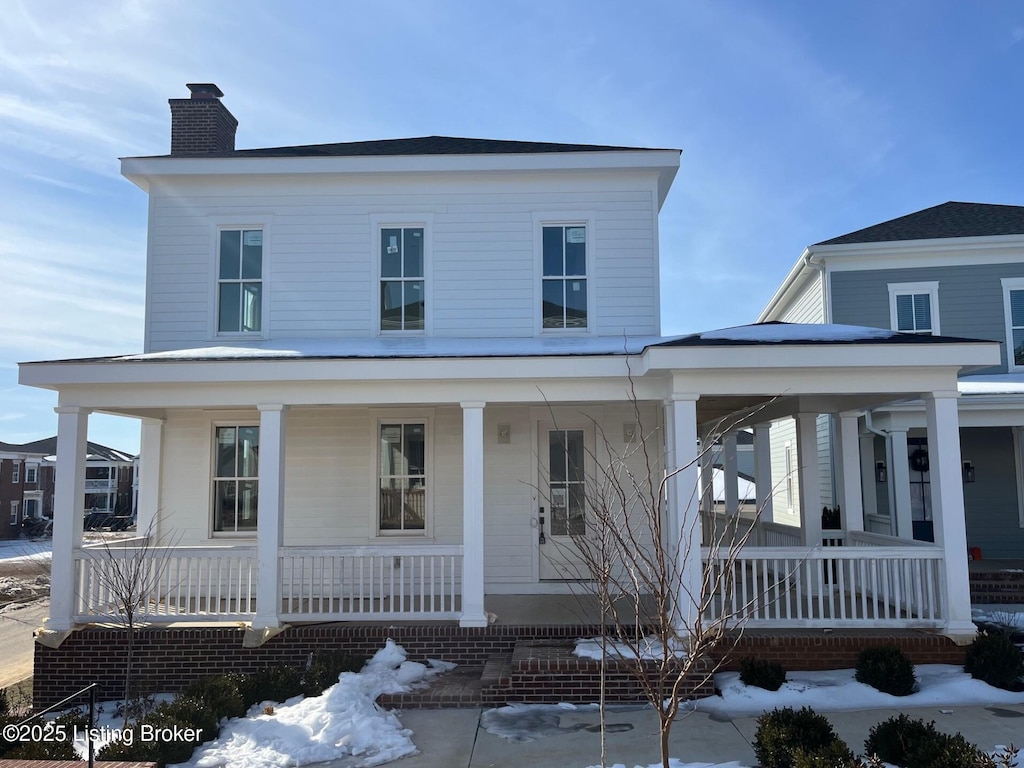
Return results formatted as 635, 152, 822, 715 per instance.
642, 340, 1000, 373
121, 150, 681, 200
757, 248, 818, 322
812, 235, 1024, 272
669, 367, 964, 398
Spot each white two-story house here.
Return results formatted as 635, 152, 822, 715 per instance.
760, 202, 1024, 561
20, 85, 1000, 649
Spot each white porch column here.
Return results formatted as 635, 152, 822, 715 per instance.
667, 394, 701, 634
723, 433, 739, 516
753, 424, 774, 523
859, 434, 879, 524
253, 405, 287, 629
136, 418, 163, 538
47, 406, 89, 631
890, 428, 914, 540
698, 435, 713, 516
460, 402, 487, 627
836, 413, 864, 533
796, 413, 822, 546
925, 391, 975, 639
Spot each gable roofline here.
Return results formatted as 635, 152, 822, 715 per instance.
0, 437, 135, 462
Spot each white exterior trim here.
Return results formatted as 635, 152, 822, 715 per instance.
206, 214, 274, 342
371, 409, 435, 539
887, 281, 940, 335
1001, 277, 1024, 372
532, 211, 597, 336
370, 213, 435, 336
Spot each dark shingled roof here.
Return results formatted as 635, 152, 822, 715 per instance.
816, 202, 1024, 246
142, 135, 676, 160
0, 437, 134, 461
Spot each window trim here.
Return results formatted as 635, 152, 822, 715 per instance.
1001, 278, 1024, 372
784, 442, 794, 513
11, 463, 18, 484
533, 211, 597, 336
10, 501, 18, 526
370, 214, 433, 336
25, 465, 37, 484
371, 411, 434, 538
207, 216, 273, 340
210, 422, 260, 538
887, 281, 940, 335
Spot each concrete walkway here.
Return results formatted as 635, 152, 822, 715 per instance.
318, 702, 1024, 767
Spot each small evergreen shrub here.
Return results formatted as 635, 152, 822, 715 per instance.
854, 645, 916, 696
753, 706, 844, 768
739, 657, 787, 691
792, 739, 858, 768
180, 674, 247, 719
301, 649, 365, 697
964, 631, 1024, 690
241, 664, 303, 705
864, 714, 990, 768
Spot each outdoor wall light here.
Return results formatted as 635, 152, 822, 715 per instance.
623, 422, 638, 443
963, 461, 976, 483
497, 424, 511, 444
875, 461, 887, 483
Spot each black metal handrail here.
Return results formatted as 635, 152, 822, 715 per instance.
14, 682, 98, 767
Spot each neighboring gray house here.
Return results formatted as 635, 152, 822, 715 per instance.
760, 201, 1024, 558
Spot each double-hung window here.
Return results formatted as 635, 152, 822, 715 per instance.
542, 224, 588, 329
888, 282, 939, 335
380, 227, 425, 331
217, 229, 263, 334
10, 501, 18, 525
11, 463, 18, 484
1003, 278, 1024, 371
378, 422, 426, 533
212, 425, 259, 534
25, 466, 37, 484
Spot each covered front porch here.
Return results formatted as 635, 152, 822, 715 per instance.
22, 326, 1000, 643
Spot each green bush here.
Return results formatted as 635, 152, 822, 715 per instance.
854, 645, 916, 696
241, 664, 304, 705
964, 631, 1024, 690
301, 649, 365, 697
0, 711, 80, 760
753, 706, 845, 768
864, 714, 990, 768
98, 702, 210, 767
739, 657, 787, 691
180, 674, 247, 719
792, 738, 858, 768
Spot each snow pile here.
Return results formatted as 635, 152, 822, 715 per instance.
697, 323, 897, 343
176, 640, 454, 768
973, 604, 1024, 630
691, 664, 1024, 719
574, 636, 687, 661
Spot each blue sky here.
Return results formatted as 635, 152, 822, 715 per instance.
1, 0, 1022, 454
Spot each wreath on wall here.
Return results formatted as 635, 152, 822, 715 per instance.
909, 447, 930, 473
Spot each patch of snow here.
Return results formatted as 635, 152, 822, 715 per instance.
974, 604, 1024, 630
480, 702, 600, 742
697, 323, 898, 343
959, 373, 1024, 396
0, 539, 52, 563
574, 636, 688, 661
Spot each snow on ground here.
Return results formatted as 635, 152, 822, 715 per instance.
974, 604, 1024, 630
174, 640, 455, 768
575, 636, 687, 661
0, 539, 52, 564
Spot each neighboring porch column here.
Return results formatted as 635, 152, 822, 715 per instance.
136, 418, 163, 538
460, 402, 487, 627
253, 405, 287, 630
859, 433, 879, 526
723, 433, 739, 516
925, 392, 975, 640
47, 406, 89, 631
698, 435, 713, 516
836, 413, 864, 533
753, 424, 774, 523
889, 427, 913, 540
796, 413, 823, 546
667, 394, 701, 634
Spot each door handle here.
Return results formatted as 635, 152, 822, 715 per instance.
538, 507, 546, 545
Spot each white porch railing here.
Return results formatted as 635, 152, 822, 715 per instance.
73, 546, 257, 623
702, 511, 803, 547
702, 544, 944, 628
280, 545, 463, 621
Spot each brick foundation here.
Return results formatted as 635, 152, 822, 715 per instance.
970, 570, 1024, 604
33, 624, 966, 710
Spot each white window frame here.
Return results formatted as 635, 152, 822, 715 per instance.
210, 423, 260, 537
533, 211, 596, 336
370, 214, 433, 336
1001, 278, 1024, 372
25, 465, 37, 484
10, 463, 18, 484
207, 216, 272, 340
22, 498, 37, 518
784, 442, 794, 512
371, 411, 434, 538
10, 501, 18, 525
887, 281, 940, 335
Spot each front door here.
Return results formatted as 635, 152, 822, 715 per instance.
538, 423, 592, 580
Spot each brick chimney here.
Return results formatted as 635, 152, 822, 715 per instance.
168, 83, 238, 155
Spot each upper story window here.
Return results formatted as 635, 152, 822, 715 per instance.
380, 227, 425, 332
888, 281, 939, 335
212, 425, 259, 534
217, 229, 263, 334
25, 466, 37, 484
542, 224, 588, 330
11, 463, 19, 484
1002, 278, 1024, 371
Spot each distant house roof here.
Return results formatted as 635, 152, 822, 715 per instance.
0, 438, 134, 462
815, 202, 1024, 246
136, 135, 676, 160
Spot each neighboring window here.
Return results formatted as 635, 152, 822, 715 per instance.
1002, 278, 1024, 370
784, 444, 794, 511
23, 499, 37, 518
10, 463, 18, 484
25, 466, 37, 484
217, 229, 263, 333
9, 501, 18, 526
213, 426, 259, 534
888, 281, 939, 335
542, 224, 588, 329
379, 422, 426, 533
380, 227, 424, 331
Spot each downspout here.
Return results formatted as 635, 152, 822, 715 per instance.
803, 252, 839, 508
863, 411, 897, 532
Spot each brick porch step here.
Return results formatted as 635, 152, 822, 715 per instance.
970, 569, 1024, 604
377, 665, 484, 709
